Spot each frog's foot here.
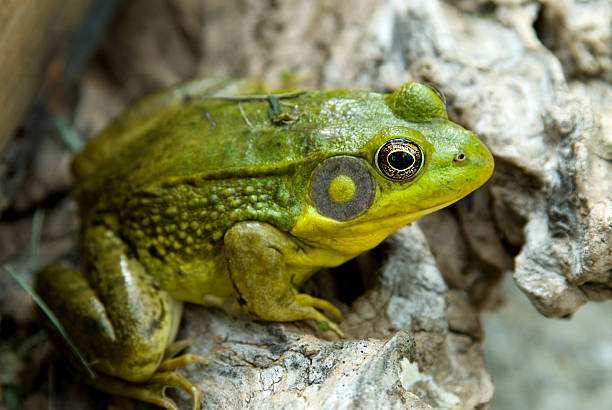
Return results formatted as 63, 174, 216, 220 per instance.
89, 341, 208, 410
90, 369, 203, 410
288, 293, 345, 337
249, 293, 344, 337
239, 291, 344, 337
225, 221, 346, 338
296, 294, 343, 322
93, 351, 209, 409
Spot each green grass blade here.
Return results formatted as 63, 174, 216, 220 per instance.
4, 265, 95, 379
52, 114, 84, 153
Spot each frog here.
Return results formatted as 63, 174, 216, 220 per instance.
35, 78, 494, 410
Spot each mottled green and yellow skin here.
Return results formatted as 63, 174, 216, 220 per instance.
36, 78, 493, 409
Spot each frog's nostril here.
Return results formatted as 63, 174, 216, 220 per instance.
453, 152, 466, 163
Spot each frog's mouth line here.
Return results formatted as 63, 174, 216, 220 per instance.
360, 197, 462, 227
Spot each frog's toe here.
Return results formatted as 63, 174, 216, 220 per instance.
316, 317, 344, 338
150, 371, 202, 410
164, 338, 195, 359
158, 353, 209, 372
89, 370, 202, 410
295, 294, 343, 322
159, 338, 209, 372
293, 294, 344, 337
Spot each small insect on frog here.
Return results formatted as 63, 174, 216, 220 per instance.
36, 78, 494, 409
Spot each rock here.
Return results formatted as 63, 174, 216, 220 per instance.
481, 273, 612, 410
418, 210, 469, 291
534, 0, 612, 81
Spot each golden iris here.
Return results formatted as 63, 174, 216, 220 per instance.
375, 138, 423, 182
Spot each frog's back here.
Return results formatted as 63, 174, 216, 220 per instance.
73, 85, 395, 214
72, 78, 269, 181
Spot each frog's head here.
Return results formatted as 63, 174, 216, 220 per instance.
291, 82, 494, 256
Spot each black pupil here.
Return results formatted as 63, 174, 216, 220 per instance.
389, 150, 414, 170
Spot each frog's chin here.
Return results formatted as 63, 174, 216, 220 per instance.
352, 197, 460, 241
291, 194, 466, 257
295, 198, 461, 257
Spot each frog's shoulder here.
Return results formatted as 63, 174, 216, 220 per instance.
72, 78, 269, 181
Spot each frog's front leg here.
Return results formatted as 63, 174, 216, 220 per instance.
224, 221, 344, 337
35, 225, 206, 410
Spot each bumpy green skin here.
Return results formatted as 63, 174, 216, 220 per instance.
35, 78, 493, 407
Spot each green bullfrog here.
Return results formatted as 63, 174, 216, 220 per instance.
36, 78, 493, 409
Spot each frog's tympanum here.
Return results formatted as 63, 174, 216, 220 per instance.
36, 78, 494, 409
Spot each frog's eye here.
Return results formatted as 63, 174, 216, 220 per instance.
309, 156, 376, 221
375, 138, 424, 182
